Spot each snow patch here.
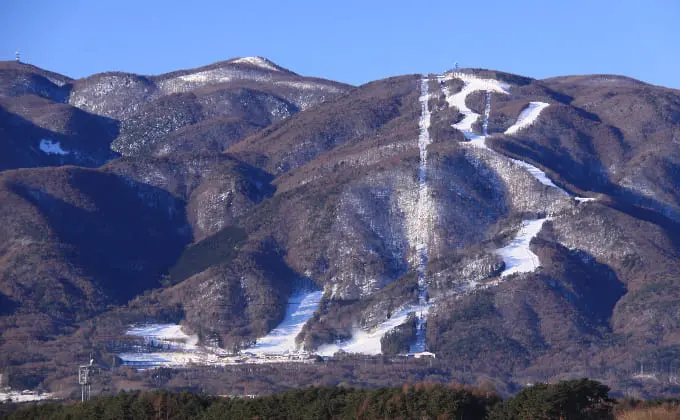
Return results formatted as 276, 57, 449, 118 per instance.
39, 139, 69, 155
245, 290, 323, 355
496, 218, 548, 277
231, 57, 281, 72
504, 102, 550, 135
275, 80, 343, 93
177, 72, 231, 84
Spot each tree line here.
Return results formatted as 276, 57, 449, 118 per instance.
4, 378, 678, 419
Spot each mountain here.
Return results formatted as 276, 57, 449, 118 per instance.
1, 58, 679, 398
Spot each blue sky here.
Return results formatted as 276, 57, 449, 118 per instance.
1, 0, 678, 88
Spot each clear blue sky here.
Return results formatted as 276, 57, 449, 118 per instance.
1, 0, 679, 88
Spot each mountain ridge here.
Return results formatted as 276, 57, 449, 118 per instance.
1, 58, 679, 398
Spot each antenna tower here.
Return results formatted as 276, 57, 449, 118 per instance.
78, 356, 94, 402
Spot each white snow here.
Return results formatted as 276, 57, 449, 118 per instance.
177, 72, 231, 84
245, 290, 323, 355
0, 389, 55, 403
509, 158, 564, 191
274, 80, 343, 93
411, 77, 432, 353
442, 76, 572, 195
504, 102, 550, 135
117, 297, 327, 369
575, 196, 596, 202
39, 139, 69, 155
441, 72, 509, 145
496, 218, 548, 277
231, 57, 281, 72
316, 303, 430, 356
117, 353, 174, 364
126, 324, 199, 349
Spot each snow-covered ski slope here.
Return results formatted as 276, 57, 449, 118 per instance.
118, 291, 324, 368
316, 303, 430, 356
504, 102, 550, 135
245, 290, 323, 355
442, 72, 553, 278
442, 72, 594, 202
316, 78, 436, 357
509, 158, 563, 191
411, 77, 434, 354
127, 324, 199, 349
496, 218, 549, 277
440, 72, 509, 144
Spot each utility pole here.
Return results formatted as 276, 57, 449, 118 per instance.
78, 356, 94, 402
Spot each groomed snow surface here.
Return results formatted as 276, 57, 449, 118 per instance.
510, 158, 564, 191
39, 139, 69, 155
118, 290, 324, 368
126, 324, 199, 349
441, 72, 509, 144
504, 102, 550, 135
496, 219, 548, 277
246, 291, 323, 355
316, 304, 430, 356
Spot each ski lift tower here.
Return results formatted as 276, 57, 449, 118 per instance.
78, 358, 93, 402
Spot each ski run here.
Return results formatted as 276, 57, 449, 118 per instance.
316, 303, 431, 357
443, 72, 555, 279
411, 77, 433, 354
246, 290, 323, 355
118, 290, 324, 368
317, 77, 435, 357
495, 218, 549, 277
504, 101, 550, 135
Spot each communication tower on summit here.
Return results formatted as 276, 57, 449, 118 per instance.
15, 50, 20, 62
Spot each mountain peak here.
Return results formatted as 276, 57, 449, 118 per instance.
227, 56, 291, 73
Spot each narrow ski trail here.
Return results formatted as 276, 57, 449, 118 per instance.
318, 77, 435, 356
411, 77, 433, 354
